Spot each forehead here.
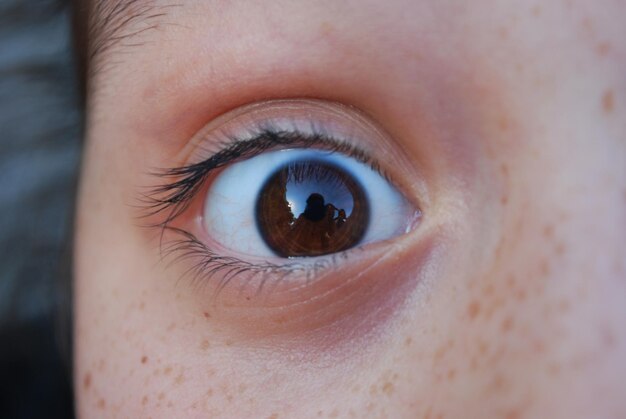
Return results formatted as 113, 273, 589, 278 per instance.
85, 0, 626, 117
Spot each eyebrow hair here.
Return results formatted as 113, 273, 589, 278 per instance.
85, 0, 177, 76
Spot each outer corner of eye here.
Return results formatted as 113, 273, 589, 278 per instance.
202, 145, 417, 261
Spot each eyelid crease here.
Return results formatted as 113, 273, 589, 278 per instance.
141, 127, 386, 229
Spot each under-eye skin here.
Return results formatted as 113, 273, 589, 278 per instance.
143, 99, 422, 296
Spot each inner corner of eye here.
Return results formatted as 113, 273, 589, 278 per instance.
201, 148, 413, 261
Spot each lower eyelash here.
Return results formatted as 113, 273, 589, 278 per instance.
159, 226, 349, 295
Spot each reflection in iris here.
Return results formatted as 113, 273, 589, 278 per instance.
256, 159, 369, 257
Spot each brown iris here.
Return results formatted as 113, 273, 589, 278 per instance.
256, 159, 370, 257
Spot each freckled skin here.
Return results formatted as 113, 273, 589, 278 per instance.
75, 0, 626, 417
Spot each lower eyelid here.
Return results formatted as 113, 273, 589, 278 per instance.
170, 222, 442, 352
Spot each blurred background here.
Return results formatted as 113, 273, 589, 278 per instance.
0, 0, 81, 416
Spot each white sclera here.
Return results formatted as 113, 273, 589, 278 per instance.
203, 149, 412, 258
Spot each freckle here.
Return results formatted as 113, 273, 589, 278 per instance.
505, 409, 522, 419
539, 259, 550, 275
478, 339, 489, 356
434, 344, 449, 361
596, 42, 611, 56
498, 114, 510, 131
369, 384, 378, 395
483, 283, 495, 296
139, 301, 145, 310
200, 339, 210, 350
164, 366, 172, 375
142, 395, 149, 406
175, 373, 185, 385
320, 21, 334, 35
83, 372, 92, 390
467, 301, 481, 320
500, 163, 509, 177
382, 382, 395, 395
97, 398, 106, 409
329, 409, 339, 418
500, 316, 515, 333
548, 362, 561, 376
542, 224, 554, 238
515, 289, 527, 301
557, 299, 570, 312
225, 339, 234, 346
405, 337, 413, 346
602, 90, 615, 114
446, 369, 457, 381
268, 413, 279, 419
203, 312, 211, 319
555, 242, 566, 255
166, 323, 176, 332
500, 194, 509, 206
531, 4, 542, 17
490, 374, 507, 391
533, 339, 546, 353
602, 327, 617, 348
506, 275, 517, 289
581, 17, 594, 33
158, 392, 165, 401
498, 26, 509, 40
141, 356, 148, 364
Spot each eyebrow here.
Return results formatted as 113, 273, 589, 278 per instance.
86, 0, 177, 75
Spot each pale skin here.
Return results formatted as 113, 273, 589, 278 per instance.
75, 0, 626, 418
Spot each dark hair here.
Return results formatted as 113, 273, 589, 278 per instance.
0, 0, 82, 417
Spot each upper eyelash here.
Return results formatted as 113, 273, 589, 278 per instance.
142, 127, 382, 229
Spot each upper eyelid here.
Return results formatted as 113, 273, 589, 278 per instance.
141, 127, 385, 229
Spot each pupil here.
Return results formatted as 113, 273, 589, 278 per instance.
255, 159, 369, 257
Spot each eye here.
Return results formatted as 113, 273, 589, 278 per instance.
144, 99, 427, 338
204, 148, 414, 258
146, 99, 423, 287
